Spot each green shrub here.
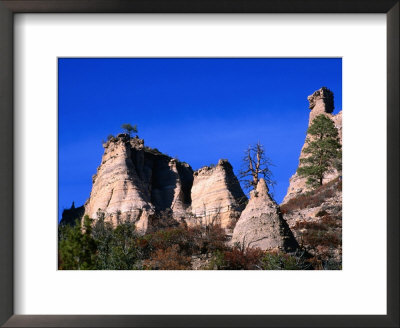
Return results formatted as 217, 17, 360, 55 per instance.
259, 250, 311, 270
58, 216, 97, 270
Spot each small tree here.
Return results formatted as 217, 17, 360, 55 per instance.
297, 114, 342, 188
239, 141, 275, 192
58, 215, 97, 270
121, 123, 138, 137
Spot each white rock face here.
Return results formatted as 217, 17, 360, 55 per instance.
84, 134, 193, 233
82, 137, 247, 232
282, 87, 342, 204
84, 135, 152, 231
231, 179, 299, 251
189, 159, 246, 229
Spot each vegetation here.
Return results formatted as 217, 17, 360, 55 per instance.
280, 176, 342, 214
280, 179, 342, 271
121, 123, 138, 137
58, 215, 97, 270
297, 114, 341, 188
239, 141, 276, 192
258, 250, 311, 270
60, 115, 342, 270
294, 215, 341, 249
58, 213, 332, 270
292, 213, 342, 270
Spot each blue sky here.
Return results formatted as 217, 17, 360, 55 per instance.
58, 58, 342, 220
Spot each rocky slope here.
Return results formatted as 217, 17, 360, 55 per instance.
231, 179, 299, 252
281, 177, 342, 268
282, 87, 342, 203
188, 159, 247, 229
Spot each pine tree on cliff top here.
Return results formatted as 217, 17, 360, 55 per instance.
297, 114, 342, 188
121, 123, 138, 137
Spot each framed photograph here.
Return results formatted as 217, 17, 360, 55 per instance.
0, 0, 398, 327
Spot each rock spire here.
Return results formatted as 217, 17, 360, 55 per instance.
282, 87, 342, 203
231, 179, 299, 252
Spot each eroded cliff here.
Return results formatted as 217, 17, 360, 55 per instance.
82, 135, 247, 233
84, 134, 193, 232
188, 159, 247, 229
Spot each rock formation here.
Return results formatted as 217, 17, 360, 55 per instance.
282, 87, 342, 203
281, 177, 342, 266
77, 135, 248, 233
231, 179, 299, 252
83, 134, 193, 233
188, 159, 247, 229
60, 202, 85, 226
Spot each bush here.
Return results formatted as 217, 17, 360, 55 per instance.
210, 247, 264, 270
259, 250, 311, 270
92, 217, 143, 270
294, 215, 341, 249
58, 216, 97, 270
140, 223, 228, 258
140, 226, 195, 257
192, 224, 228, 254
143, 245, 191, 270
307, 256, 342, 270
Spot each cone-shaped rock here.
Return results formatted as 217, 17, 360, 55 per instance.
84, 134, 152, 230
231, 179, 299, 252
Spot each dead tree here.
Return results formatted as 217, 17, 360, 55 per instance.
239, 141, 276, 192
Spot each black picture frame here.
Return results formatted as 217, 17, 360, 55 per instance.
0, 1, 398, 327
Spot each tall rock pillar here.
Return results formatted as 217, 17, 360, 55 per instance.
282, 87, 342, 203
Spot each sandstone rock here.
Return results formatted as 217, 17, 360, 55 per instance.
332, 110, 342, 143
83, 136, 246, 233
84, 135, 152, 228
307, 86, 334, 121
168, 159, 188, 218
231, 179, 299, 252
282, 87, 342, 203
189, 159, 247, 229
84, 135, 193, 233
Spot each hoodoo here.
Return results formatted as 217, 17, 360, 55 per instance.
189, 159, 247, 229
231, 179, 299, 252
282, 87, 342, 203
